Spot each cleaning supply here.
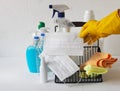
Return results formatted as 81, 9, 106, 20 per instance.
96, 58, 117, 68
39, 33, 45, 52
84, 65, 108, 76
26, 36, 41, 73
44, 55, 79, 81
38, 22, 49, 36
83, 10, 95, 22
40, 55, 47, 84
49, 4, 73, 32
38, 28, 48, 83
32, 21, 49, 37
78, 9, 120, 45
80, 52, 118, 69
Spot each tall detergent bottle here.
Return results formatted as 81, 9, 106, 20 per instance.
26, 35, 41, 73
49, 4, 72, 32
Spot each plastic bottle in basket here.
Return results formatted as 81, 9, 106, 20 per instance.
83, 10, 95, 22
26, 36, 41, 73
49, 4, 72, 32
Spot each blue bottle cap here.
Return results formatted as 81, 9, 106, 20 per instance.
58, 12, 65, 18
41, 33, 45, 36
34, 36, 39, 39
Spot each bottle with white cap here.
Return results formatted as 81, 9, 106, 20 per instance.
83, 10, 95, 22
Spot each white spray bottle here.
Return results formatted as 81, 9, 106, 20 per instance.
49, 4, 73, 32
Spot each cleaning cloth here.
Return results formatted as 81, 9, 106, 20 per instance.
80, 52, 117, 69
84, 65, 108, 76
45, 55, 79, 81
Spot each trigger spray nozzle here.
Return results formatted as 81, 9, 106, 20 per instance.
53, 9, 59, 18
49, 4, 69, 18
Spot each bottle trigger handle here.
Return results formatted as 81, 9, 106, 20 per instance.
52, 9, 58, 18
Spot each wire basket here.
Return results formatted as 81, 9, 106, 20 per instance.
55, 46, 103, 83
54, 22, 103, 83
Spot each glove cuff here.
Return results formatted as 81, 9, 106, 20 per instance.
98, 10, 120, 37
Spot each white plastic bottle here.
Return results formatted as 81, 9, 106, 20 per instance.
40, 55, 47, 84
54, 14, 70, 32
49, 4, 70, 32
83, 10, 95, 22
39, 32, 48, 84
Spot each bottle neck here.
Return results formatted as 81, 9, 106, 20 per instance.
40, 34, 45, 50
33, 39, 40, 47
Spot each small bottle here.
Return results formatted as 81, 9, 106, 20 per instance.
83, 10, 95, 22
39, 33, 45, 51
26, 36, 41, 73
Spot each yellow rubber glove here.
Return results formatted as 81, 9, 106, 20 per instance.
78, 9, 120, 45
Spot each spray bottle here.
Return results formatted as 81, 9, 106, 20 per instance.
49, 4, 73, 32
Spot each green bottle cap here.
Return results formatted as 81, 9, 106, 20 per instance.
38, 22, 45, 29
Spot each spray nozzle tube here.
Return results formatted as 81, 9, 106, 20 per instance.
49, 4, 69, 18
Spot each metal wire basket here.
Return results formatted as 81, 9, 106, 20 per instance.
54, 22, 103, 83
55, 46, 103, 83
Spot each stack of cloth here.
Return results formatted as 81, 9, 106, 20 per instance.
80, 52, 117, 77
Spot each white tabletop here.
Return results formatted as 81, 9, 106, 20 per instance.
0, 57, 120, 91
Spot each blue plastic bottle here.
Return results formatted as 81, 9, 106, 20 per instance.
26, 36, 41, 73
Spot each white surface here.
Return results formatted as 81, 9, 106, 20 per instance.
0, 0, 120, 57
103, 35, 120, 56
0, 57, 120, 91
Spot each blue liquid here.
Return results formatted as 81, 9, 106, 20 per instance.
26, 45, 41, 73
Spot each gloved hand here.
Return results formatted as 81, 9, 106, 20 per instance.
78, 9, 120, 45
